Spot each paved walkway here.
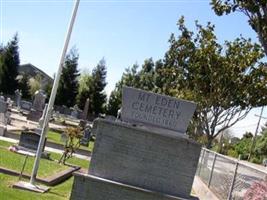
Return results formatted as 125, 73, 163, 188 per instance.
0, 136, 91, 161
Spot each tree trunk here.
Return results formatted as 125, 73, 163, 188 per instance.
206, 136, 213, 149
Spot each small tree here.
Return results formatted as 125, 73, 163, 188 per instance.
58, 127, 83, 165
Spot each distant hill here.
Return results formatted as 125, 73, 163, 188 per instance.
18, 63, 53, 86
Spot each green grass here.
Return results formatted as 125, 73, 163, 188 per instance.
0, 140, 90, 176
46, 130, 64, 145
0, 147, 69, 178
0, 174, 73, 200
0, 140, 90, 199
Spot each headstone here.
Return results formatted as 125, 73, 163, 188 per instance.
82, 98, 90, 120
32, 90, 46, 112
121, 87, 196, 134
0, 98, 8, 114
0, 99, 8, 126
27, 90, 46, 122
70, 87, 200, 200
80, 126, 91, 147
18, 131, 46, 152
60, 132, 68, 143
15, 89, 22, 108
6, 97, 12, 107
20, 100, 32, 111
71, 105, 79, 118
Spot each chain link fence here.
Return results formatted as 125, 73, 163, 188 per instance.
197, 148, 267, 200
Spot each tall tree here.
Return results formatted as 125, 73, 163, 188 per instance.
55, 48, 80, 107
0, 34, 19, 94
164, 17, 267, 148
211, 0, 267, 57
106, 87, 121, 116
91, 59, 107, 115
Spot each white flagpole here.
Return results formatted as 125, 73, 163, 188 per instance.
30, 0, 80, 185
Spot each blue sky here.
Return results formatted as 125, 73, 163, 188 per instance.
1, 0, 266, 137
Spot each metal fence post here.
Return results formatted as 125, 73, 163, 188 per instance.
198, 149, 206, 176
227, 160, 239, 200
208, 153, 217, 188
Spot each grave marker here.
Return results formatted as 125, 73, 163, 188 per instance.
18, 131, 46, 152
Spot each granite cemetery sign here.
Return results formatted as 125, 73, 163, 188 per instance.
122, 87, 196, 133
70, 87, 200, 200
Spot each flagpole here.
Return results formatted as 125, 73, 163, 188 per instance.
30, 0, 80, 185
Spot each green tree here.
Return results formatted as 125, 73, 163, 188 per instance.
76, 70, 93, 113
55, 48, 80, 107
91, 59, 107, 115
0, 45, 5, 89
211, 0, 267, 57
28, 75, 41, 98
106, 58, 163, 116
18, 73, 31, 99
163, 17, 267, 148
0, 34, 19, 94
106, 85, 122, 116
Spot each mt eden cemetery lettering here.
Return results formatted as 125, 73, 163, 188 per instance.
121, 87, 196, 133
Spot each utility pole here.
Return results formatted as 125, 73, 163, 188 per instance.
13, 0, 80, 193
248, 106, 265, 161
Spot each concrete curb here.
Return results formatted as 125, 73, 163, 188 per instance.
192, 176, 219, 200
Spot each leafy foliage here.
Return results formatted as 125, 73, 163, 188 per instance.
163, 17, 267, 147
58, 127, 83, 165
108, 17, 267, 149
211, 0, 267, 57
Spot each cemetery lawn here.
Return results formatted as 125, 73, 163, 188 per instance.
0, 140, 89, 175
0, 174, 74, 200
11, 130, 95, 152
0, 140, 89, 199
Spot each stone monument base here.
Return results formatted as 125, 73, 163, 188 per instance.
70, 173, 198, 200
